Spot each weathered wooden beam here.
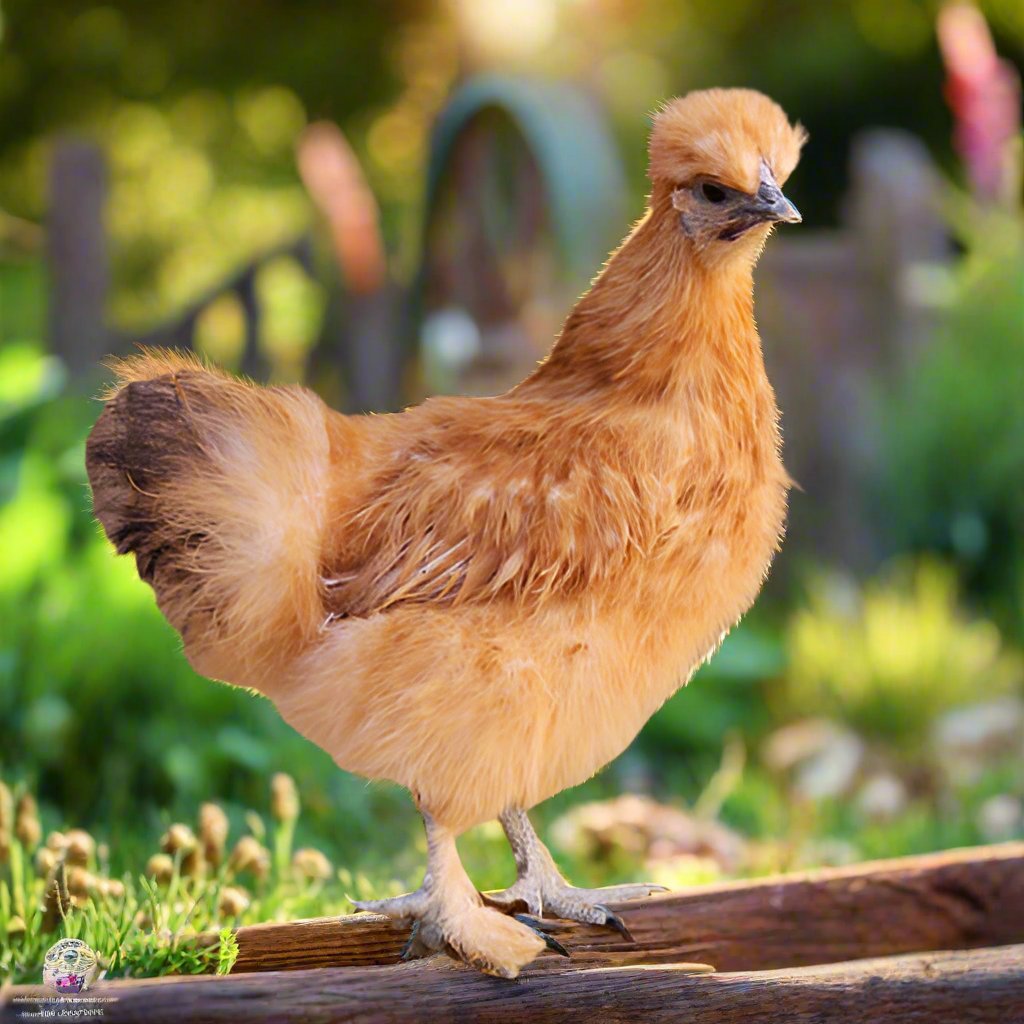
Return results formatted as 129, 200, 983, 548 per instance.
208, 842, 1024, 974
4, 944, 1022, 1023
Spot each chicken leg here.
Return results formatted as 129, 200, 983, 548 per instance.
485, 808, 666, 938
352, 811, 556, 977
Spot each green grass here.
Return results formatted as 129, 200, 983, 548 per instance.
0, 778, 410, 986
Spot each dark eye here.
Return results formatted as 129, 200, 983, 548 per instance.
701, 182, 727, 203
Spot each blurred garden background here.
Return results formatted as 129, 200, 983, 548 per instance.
1, 0, 1023, 983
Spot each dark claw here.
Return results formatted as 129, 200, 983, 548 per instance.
400, 921, 430, 961
400, 923, 418, 960
539, 932, 572, 959
515, 914, 571, 958
596, 905, 635, 943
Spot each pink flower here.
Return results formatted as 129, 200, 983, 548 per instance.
937, 3, 1021, 201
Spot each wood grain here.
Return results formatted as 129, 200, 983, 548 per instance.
206, 841, 1024, 974
4, 944, 1022, 1023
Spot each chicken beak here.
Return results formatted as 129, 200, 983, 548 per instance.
748, 161, 801, 225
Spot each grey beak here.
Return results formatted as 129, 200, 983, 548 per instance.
750, 161, 801, 224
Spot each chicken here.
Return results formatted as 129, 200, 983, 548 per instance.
86, 88, 804, 978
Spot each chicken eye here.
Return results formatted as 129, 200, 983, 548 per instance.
701, 182, 727, 204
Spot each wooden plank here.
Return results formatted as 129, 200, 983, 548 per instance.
207, 842, 1024, 974
4, 944, 1022, 1023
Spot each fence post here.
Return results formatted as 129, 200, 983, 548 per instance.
845, 129, 951, 364
331, 286, 400, 413
47, 138, 110, 377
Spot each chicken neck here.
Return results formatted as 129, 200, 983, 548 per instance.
520, 186, 772, 416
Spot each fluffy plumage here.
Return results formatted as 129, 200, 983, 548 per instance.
87, 88, 805, 976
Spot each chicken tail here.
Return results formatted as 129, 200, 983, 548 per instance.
85, 350, 332, 689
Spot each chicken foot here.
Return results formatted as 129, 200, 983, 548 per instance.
351, 811, 556, 977
484, 807, 666, 939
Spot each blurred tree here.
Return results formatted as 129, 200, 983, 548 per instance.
0, 0, 441, 331
1, 0, 1021, 341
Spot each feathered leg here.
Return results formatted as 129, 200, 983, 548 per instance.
485, 808, 666, 938
352, 811, 557, 978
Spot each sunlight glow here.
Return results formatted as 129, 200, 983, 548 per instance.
454, 0, 559, 61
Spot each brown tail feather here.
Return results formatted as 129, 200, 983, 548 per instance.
86, 352, 332, 689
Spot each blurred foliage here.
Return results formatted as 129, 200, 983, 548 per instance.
0, 1, 1022, 333
778, 561, 1023, 750
0, 0, 447, 328
874, 214, 1024, 627
644, 626, 784, 757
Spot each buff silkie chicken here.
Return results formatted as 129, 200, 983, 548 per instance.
86, 88, 804, 978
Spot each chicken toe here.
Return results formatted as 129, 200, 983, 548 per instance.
485, 808, 666, 937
